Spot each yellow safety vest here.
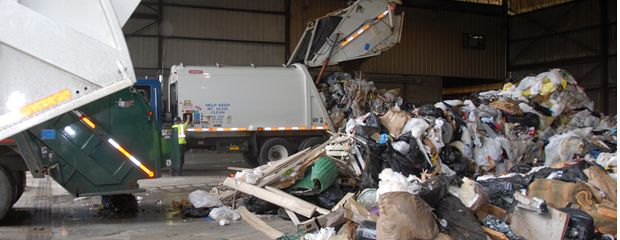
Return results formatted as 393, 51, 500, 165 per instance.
172, 123, 187, 145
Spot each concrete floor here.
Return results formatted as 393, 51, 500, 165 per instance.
0, 150, 296, 240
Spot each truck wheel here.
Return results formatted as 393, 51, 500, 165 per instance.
243, 152, 260, 167
299, 137, 326, 151
11, 171, 25, 205
259, 138, 297, 165
0, 166, 14, 221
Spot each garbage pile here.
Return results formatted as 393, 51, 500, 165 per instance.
194, 69, 617, 240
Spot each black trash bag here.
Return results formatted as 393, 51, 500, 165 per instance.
418, 104, 444, 118
355, 220, 377, 240
477, 176, 529, 210
182, 206, 211, 218
354, 125, 380, 142
396, 131, 412, 143
101, 194, 139, 215
524, 165, 589, 184
405, 136, 433, 172
555, 164, 589, 183
483, 215, 524, 240
435, 195, 487, 240
504, 112, 540, 129
439, 146, 467, 177
360, 151, 383, 189
508, 164, 532, 174
317, 185, 345, 209
400, 102, 415, 113
364, 113, 381, 129
245, 196, 278, 214
532, 102, 553, 116
559, 208, 595, 240
417, 176, 448, 208
381, 144, 423, 177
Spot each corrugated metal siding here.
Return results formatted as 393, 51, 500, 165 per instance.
290, 1, 505, 79
164, 6, 285, 42
126, 37, 159, 68
509, 0, 601, 66
163, 39, 284, 66
124, 1, 286, 75
162, 0, 284, 12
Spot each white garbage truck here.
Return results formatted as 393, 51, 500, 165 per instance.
167, 0, 404, 166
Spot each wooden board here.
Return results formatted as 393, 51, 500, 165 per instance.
238, 206, 284, 239
264, 186, 331, 215
223, 177, 316, 218
285, 209, 300, 225
510, 207, 569, 240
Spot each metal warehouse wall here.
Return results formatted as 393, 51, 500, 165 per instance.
509, 0, 616, 114
123, 0, 286, 78
289, 0, 506, 80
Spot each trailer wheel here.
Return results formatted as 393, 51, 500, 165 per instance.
11, 171, 25, 205
299, 137, 326, 151
0, 166, 14, 221
259, 138, 297, 165
242, 152, 260, 167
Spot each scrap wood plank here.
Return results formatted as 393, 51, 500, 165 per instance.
475, 203, 508, 222
285, 209, 301, 225
481, 226, 509, 240
510, 207, 569, 240
223, 177, 316, 218
264, 186, 331, 215
331, 192, 355, 211
238, 206, 284, 239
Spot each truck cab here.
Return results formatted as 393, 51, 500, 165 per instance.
134, 79, 165, 129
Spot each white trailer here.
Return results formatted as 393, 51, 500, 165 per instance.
168, 64, 334, 166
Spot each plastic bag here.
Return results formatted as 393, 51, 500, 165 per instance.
403, 118, 430, 138
380, 146, 423, 178
244, 196, 278, 214
377, 192, 438, 240
188, 190, 222, 208
417, 104, 444, 118
417, 176, 448, 208
304, 227, 336, 240
317, 186, 345, 209
559, 208, 595, 240
435, 195, 487, 240
544, 130, 588, 166
182, 206, 211, 218
357, 188, 378, 209
439, 146, 467, 177
355, 221, 377, 240
473, 137, 503, 171
360, 151, 382, 189
209, 206, 240, 225
234, 168, 263, 185
391, 141, 410, 155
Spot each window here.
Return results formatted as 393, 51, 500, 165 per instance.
463, 33, 486, 50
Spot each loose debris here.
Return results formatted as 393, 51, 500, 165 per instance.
184, 69, 617, 239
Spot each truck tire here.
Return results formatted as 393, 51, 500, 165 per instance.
299, 137, 327, 151
11, 171, 25, 205
259, 138, 297, 165
243, 152, 260, 167
0, 166, 14, 221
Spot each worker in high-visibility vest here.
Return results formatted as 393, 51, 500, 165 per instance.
172, 117, 189, 175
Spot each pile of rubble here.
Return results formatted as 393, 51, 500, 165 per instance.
190, 69, 617, 240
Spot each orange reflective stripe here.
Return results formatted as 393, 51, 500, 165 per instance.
186, 125, 327, 132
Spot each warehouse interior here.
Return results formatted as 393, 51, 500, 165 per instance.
125, 0, 615, 113
0, 0, 617, 239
